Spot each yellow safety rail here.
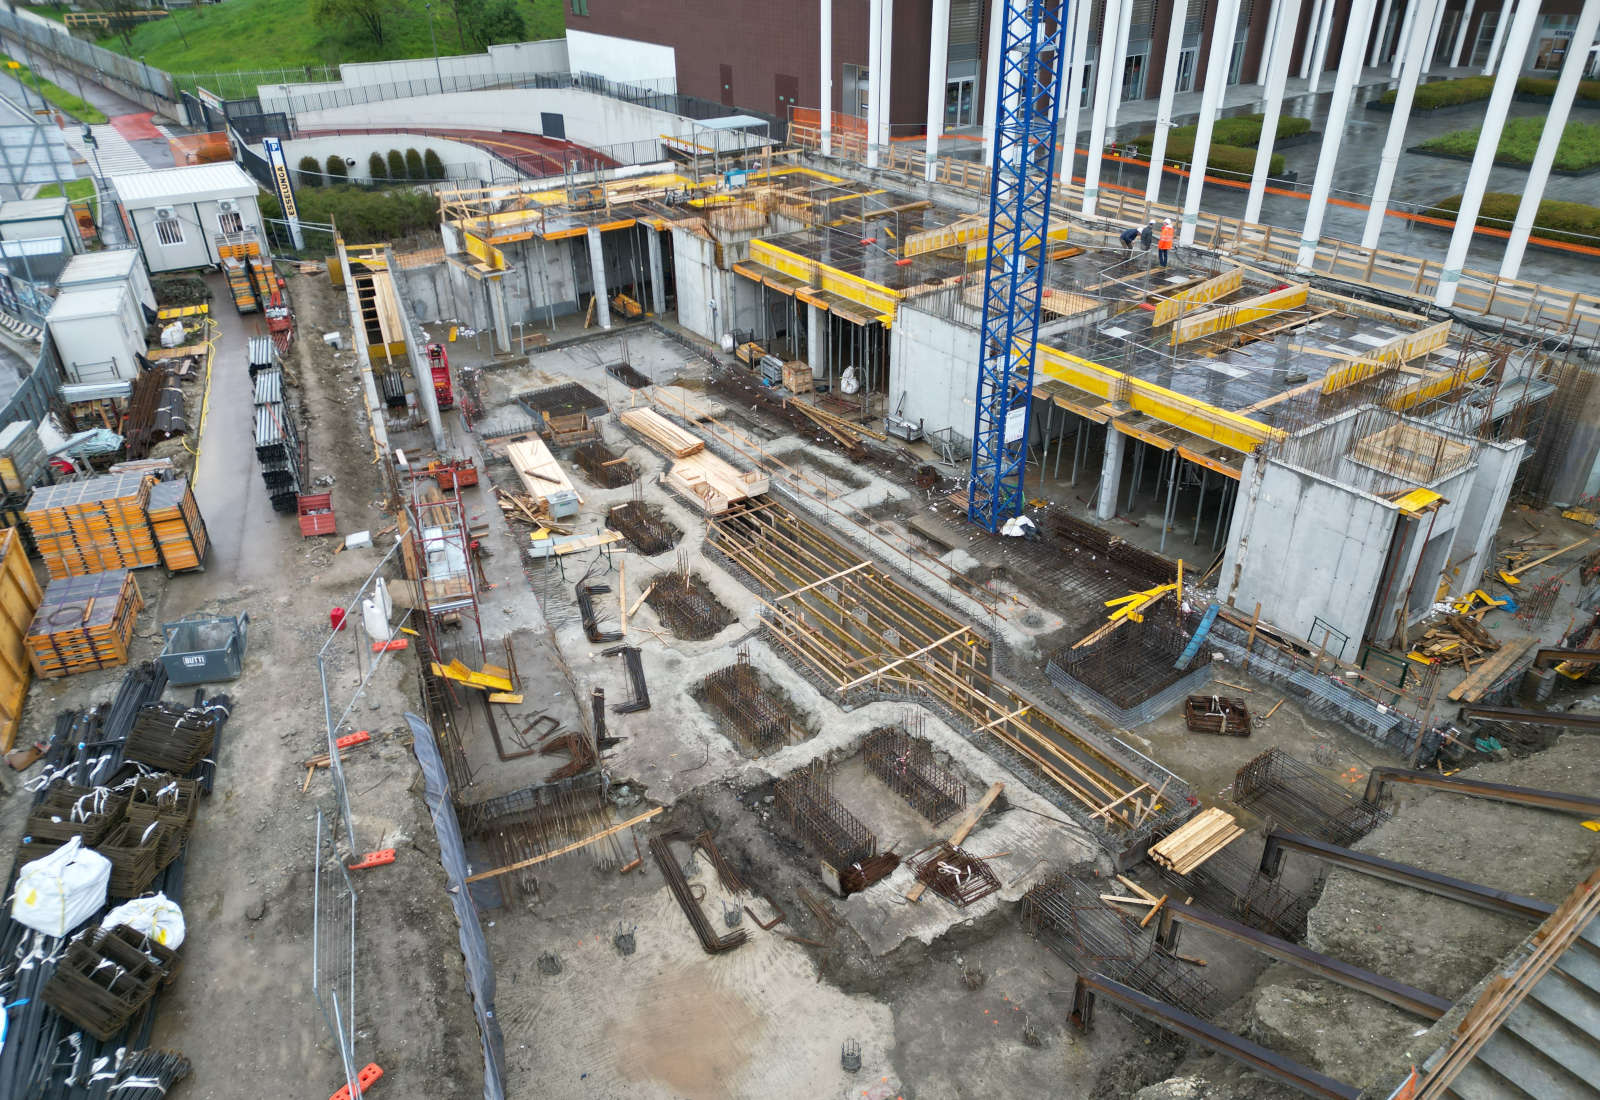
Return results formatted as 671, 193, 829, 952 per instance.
1171, 283, 1308, 344
748, 239, 901, 324
1152, 267, 1244, 327
1321, 318, 1454, 394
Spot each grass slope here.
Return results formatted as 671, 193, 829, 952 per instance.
1420, 117, 1600, 172
36, 177, 97, 217
96, 0, 564, 80
0, 52, 107, 122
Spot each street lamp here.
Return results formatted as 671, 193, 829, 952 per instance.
425, 3, 444, 92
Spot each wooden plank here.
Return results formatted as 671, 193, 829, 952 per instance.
1447, 635, 1538, 702
775, 561, 871, 600
835, 626, 972, 692
1507, 537, 1592, 578
907, 782, 1003, 903
505, 438, 580, 509
1089, 782, 1153, 822
464, 806, 665, 882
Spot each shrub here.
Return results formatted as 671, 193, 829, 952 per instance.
1131, 114, 1310, 153
1419, 118, 1600, 172
297, 155, 321, 187
387, 149, 406, 181
423, 148, 446, 180
1421, 192, 1600, 248
1517, 76, 1600, 103
1123, 136, 1284, 179
259, 185, 440, 244
1379, 75, 1495, 110
404, 147, 424, 180
368, 151, 387, 180
324, 155, 347, 182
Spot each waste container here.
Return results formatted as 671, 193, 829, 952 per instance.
157, 613, 249, 685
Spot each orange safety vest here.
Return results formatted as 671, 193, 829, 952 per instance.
1158, 224, 1175, 249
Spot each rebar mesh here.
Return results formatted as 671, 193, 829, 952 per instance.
774, 761, 876, 868
645, 561, 732, 639
1233, 748, 1386, 847
574, 441, 637, 488
701, 654, 793, 754
1147, 831, 1318, 942
606, 500, 679, 555
862, 722, 966, 822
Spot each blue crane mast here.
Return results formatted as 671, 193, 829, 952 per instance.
966, 0, 1071, 533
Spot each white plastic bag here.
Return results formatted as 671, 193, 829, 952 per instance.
103, 893, 186, 948
11, 837, 111, 937
361, 596, 391, 642
159, 321, 185, 348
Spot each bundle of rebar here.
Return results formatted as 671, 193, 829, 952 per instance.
701, 657, 791, 753
1233, 748, 1385, 846
123, 702, 218, 775
695, 830, 746, 895
1515, 577, 1562, 625
1183, 695, 1251, 736
909, 843, 1000, 907
41, 924, 178, 1040
774, 762, 877, 868
603, 645, 650, 713
574, 441, 637, 489
577, 581, 623, 643
838, 852, 901, 895
862, 725, 966, 822
541, 732, 597, 782
650, 835, 748, 954
606, 500, 678, 555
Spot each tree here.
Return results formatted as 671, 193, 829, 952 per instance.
314, 0, 395, 47
404, 148, 424, 180
325, 155, 348, 182
298, 155, 322, 187
470, 0, 525, 48
423, 148, 446, 180
368, 151, 387, 181
386, 149, 406, 181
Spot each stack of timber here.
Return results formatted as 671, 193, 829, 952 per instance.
0, 528, 43, 750
619, 407, 769, 515
24, 473, 159, 579
144, 478, 208, 573
1149, 808, 1244, 876
25, 568, 144, 679
505, 438, 581, 511
1413, 612, 1501, 669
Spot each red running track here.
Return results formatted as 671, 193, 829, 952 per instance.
297, 126, 619, 177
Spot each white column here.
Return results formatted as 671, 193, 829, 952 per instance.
647, 229, 666, 315
1419, 0, 1448, 72
1083, 0, 1127, 215
1259, 0, 1283, 83
1106, 0, 1136, 133
1450, 0, 1479, 66
1391, 0, 1418, 77
867, 0, 883, 166
1438, 0, 1541, 306
1482, 0, 1514, 75
1370, 0, 1396, 65
1060, 0, 1094, 185
925, 0, 952, 180
1147, 0, 1191, 202
1245, 0, 1303, 222
982, 0, 1004, 161
1096, 428, 1125, 521
1500, 1, 1600, 279
587, 227, 611, 330
1296, 0, 1378, 267
1301, 0, 1328, 79
808, 302, 826, 376
1363, 0, 1439, 247
1307, 0, 1338, 92
1178, 0, 1242, 243
820, 0, 833, 156
877, 0, 895, 150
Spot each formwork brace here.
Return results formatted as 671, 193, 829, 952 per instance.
1068, 974, 1362, 1100
1361, 766, 1600, 816
1258, 831, 1556, 922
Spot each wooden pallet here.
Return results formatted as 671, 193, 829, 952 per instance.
505, 438, 580, 509
25, 569, 144, 679
24, 474, 158, 580
1149, 807, 1244, 876
0, 528, 43, 751
145, 478, 209, 572
619, 407, 705, 458
664, 450, 772, 515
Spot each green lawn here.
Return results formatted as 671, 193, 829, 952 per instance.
95, 0, 565, 86
1420, 118, 1600, 172
35, 176, 97, 218
0, 53, 108, 123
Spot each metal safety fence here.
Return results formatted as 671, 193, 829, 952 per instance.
0, 10, 175, 101
313, 808, 364, 1100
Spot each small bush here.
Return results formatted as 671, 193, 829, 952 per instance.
404, 147, 424, 180
1421, 192, 1600, 248
423, 149, 446, 180
368, 151, 387, 180
387, 149, 406, 181
1131, 114, 1310, 154
1419, 118, 1600, 172
1379, 75, 1495, 110
259, 185, 440, 244
324, 154, 347, 182
1123, 136, 1284, 180
1517, 76, 1600, 103
297, 155, 321, 187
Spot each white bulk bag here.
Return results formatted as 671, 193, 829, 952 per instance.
11, 837, 111, 937
103, 892, 186, 949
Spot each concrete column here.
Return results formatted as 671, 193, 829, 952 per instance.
925, 0, 953, 181
820, 0, 833, 156
1106, 0, 1136, 133
981, 0, 1004, 162
877, 0, 895, 150
1096, 427, 1125, 521
1419, 0, 1448, 72
1363, 0, 1438, 247
1370, 0, 1395, 65
1500, 0, 1600, 280
1297, 0, 1377, 268
1301, 0, 1328, 78
1307, 0, 1338, 91
1391, 0, 1418, 77
586, 227, 611, 330
1060, 0, 1094, 183
1179, 0, 1242, 243
1147, 0, 1191, 202
1449, 0, 1479, 66
1482, 0, 1514, 75
867, 0, 883, 167
1245, 0, 1303, 222
1082, 0, 1126, 215
487, 277, 511, 353
646, 228, 665, 315
808, 302, 826, 376
1437, 0, 1539, 305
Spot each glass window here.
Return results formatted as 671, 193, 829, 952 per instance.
218, 210, 243, 235
1176, 47, 1197, 93
1227, 40, 1247, 85
154, 217, 183, 246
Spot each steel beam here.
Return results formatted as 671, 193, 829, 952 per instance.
1155, 901, 1451, 1020
1259, 830, 1556, 921
1533, 647, 1600, 669
1070, 974, 1362, 1100
1362, 765, 1600, 816
1457, 703, 1600, 731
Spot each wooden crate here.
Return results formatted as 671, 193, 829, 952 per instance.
145, 478, 209, 572
24, 473, 158, 580
782, 361, 814, 395
0, 528, 43, 751
25, 569, 144, 679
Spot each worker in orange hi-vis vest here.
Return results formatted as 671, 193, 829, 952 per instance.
1157, 219, 1175, 268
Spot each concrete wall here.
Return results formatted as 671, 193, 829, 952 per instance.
671, 226, 761, 344
566, 30, 675, 87
890, 302, 980, 440
273, 135, 499, 184
258, 40, 570, 113
1445, 437, 1526, 592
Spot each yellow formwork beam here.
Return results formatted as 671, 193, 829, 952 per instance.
749, 239, 901, 325
1152, 267, 1244, 326
1171, 283, 1308, 344
1322, 319, 1453, 394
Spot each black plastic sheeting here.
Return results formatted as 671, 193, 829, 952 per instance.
405, 712, 507, 1100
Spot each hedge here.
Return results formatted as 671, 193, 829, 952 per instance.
1130, 113, 1308, 154
1517, 76, 1600, 103
260, 185, 439, 244
297, 155, 321, 187
1420, 118, 1600, 172
404, 148, 424, 180
386, 149, 406, 181
1123, 136, 1285, 180
324, 155, 348, 182
1379, 75, 1495, 110
423, 149, 446, 180
368, 152, 386, 180
1420, 192, 1600, 248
